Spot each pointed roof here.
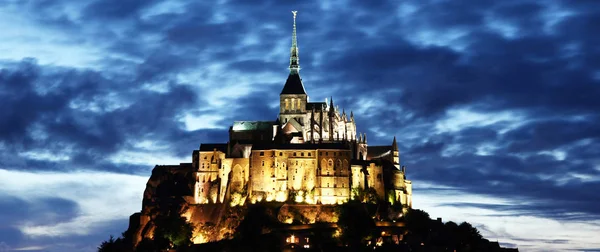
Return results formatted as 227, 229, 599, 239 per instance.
392, 136, 398, 151
280, 11, 307, 95
281, 73, 306, 94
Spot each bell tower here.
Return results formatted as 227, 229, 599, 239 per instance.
279, 11, 308, 125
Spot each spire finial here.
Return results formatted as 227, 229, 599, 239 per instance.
289, 11, 300, 74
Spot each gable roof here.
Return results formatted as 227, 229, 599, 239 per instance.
280, 73, 307, 95
231, 121, 274, 131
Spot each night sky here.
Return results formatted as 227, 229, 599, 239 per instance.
1, 0, 599, 251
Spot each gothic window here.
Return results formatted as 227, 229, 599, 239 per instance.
328, 159, 334, 168
262, 161, 265, 166
285, 99, 289, 110
291, 98, 295, 109
297, 99, 301, 109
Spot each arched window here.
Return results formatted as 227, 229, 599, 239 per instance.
328, 159, 334, 168
285, 99, 289, 110
297, 99, 301, 109
291, 98, 295, 109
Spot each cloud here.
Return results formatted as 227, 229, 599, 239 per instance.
1, 0, 600, 251
0, 169, 147, 251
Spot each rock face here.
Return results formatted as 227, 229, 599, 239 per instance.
128, 164, 195, 245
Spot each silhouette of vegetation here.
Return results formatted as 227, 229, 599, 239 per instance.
336, 201, 376, 246
98, 235, 125, 252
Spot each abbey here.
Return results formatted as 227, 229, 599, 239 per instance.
191, 12, 412, 207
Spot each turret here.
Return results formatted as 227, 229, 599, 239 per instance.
392, 136, 400, 169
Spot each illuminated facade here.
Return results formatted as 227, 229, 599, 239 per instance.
190, 12, 412, 207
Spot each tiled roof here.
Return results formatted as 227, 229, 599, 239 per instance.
306, 102, 326, 111
231, 121, 274, 131
199, 143, 227, 152
252, 142, 350, 150
367, 145, 392, 159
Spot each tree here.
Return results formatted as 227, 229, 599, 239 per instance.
337, 201, 375, 246
404, 208, 432, 241
153, 213, 195, 248
98, 235, 126, 252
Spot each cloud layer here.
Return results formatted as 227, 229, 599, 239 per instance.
1, 0, 599, 251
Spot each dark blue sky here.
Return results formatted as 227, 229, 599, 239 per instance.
1, 0, 599, 251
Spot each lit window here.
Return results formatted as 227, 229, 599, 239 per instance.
285, 99, 289, 109
297, 99, 301, 109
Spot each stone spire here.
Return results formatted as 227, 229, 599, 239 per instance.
392, 136, 398, 151
280, 11, 306, 95
289, 11, 300, 74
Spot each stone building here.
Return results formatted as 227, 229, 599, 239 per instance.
191, 12, 412, 208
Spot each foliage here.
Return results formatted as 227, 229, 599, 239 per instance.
153, 213, 195, 248
336, 201, 375, 246
98, 235, 127, 252
351, 187, 378, 204
234, 203, 279, 242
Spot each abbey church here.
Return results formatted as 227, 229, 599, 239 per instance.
190, 12, 412, 208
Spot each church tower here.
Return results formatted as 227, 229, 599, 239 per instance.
279, 11, 308, 126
